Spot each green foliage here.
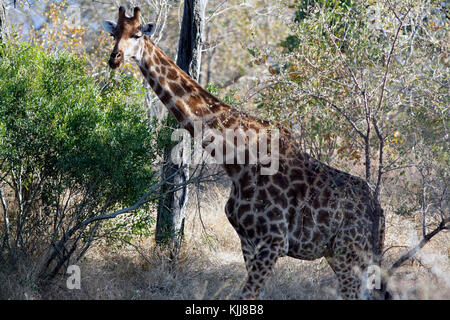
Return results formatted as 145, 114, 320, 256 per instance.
280, 0, 353, 52
257, 0, 448, 225
206, 82, 240, 106
0, 40, 157, 257
260, 0, 448, 165
156, 114, 180, 152
292, 0, 352, 23
104, 208, 156, 248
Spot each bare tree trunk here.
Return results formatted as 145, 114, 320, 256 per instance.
155, 0, 207, 260
176, 0, 206, 80
0, 186, 10, 252
0, 0, 6, 43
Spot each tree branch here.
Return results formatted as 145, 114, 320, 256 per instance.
388, 217, 450, 276
309, 94, 367, 140
79, 164, 189, 228
372, 118, 384, 197
374, 8, 410, 117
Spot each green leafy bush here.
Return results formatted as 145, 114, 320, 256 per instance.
0, 40, 157, 277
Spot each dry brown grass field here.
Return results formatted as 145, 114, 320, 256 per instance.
2, 182, 448, 300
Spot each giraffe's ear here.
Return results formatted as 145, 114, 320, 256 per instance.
102, 20, 117, 35
141, 22, 156, 36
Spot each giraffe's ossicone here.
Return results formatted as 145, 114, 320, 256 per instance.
102, 6, 387, 300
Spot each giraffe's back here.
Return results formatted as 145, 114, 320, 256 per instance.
225, 151, 383, 262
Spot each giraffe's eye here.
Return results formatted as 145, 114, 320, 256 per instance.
132, 34, 142, 39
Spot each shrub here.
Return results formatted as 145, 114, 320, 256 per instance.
0, 40, 157, 279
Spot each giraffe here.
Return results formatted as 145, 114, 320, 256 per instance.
102, 6, 387, 300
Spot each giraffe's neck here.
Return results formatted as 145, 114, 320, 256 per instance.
138, 37, 290, 176
138, 37, 234, 135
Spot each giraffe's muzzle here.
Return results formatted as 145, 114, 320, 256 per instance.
108, 51, 123, 69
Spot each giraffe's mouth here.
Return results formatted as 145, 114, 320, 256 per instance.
108, 58, 122, 69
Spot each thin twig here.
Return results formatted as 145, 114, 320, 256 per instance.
374, 7, 410, 117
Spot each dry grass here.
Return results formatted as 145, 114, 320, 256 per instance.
1, 183, 449, 300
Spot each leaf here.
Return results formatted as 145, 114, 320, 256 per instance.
247, 48, 256, 57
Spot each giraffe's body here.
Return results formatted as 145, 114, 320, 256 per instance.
226, 153, 385, 299
102, 7, 386, 299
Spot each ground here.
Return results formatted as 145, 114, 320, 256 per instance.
2, 184, 449, 300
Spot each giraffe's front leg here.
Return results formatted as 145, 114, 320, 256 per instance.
239, 238, 280, 300
225, 195, 284, 299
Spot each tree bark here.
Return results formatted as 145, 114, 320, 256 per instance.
155, 0, 207, 260
0, 0, 6, 43
176, 0, 206, 80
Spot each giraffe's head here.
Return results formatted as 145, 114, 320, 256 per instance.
102, 6, 155, 69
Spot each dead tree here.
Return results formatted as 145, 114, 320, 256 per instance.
155, 0, 207, 260
0, 0, 6, 43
